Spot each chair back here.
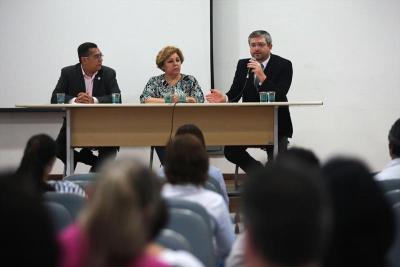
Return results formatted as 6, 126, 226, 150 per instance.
155, 228, 192, 252
166, 198, 215, 230
385, 190, 400, 206
378, 178, 400, 193
166, 208, 216, 267
44, 192, 86, 220
64, 173, 96, 182
388, 203, 400, 267
44, 202, 72, 233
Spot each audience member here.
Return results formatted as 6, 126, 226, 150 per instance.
15, 134, 86, 197
57, 159, 168, 267
0, 171, 59, 267
238, 160, 330, 267
226, 147, 322, 267
322, 157, 395, 267
162, 135, 235, 262
141, 166, 204, 267
275, 146, 320, 169
51, 42, 120, 171
376, 118, 400, 180
158, 123, 229, 205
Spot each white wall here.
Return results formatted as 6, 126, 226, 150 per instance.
0, 0, 211, 106
213, 0, 400, 172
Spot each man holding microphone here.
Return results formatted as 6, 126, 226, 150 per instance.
206, 30, 293, 174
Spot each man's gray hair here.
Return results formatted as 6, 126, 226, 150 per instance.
248, 30, 272, 45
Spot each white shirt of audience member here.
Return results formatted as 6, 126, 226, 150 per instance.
375, 158, 400, 180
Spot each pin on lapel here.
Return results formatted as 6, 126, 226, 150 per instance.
98, 77, 101, 80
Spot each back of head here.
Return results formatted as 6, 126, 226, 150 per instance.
16, 134, 56, 194
389, 118, 400, 158
275, 147, 320, 169
0, 171, 58, 267
175, 123, 206, 148
321, 157, 395, 267
165, 134, 209, 185
82, 159, 160, 267
242, 160, 330, 266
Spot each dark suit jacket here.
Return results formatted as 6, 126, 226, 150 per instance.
226, 54, 293, 137
51, 63, 120, 103
51, 63, 121, 153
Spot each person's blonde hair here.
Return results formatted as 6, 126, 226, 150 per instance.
80, 159, 152, 267
156, 46, 184, 70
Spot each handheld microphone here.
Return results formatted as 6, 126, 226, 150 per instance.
245, 58, 256, 79
229, 58, 254, 102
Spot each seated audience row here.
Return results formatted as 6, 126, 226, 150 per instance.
4, 117, 400, 267
226, 148, 396, 267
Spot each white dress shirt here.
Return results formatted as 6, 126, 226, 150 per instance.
158, 248, 205, 267
375, 158, 400, 180
157, 165, 229, 205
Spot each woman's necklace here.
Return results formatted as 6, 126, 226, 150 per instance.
165, 74, 181, 86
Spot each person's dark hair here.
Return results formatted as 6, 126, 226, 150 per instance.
389, 118, 400, 157
248, 30, 272, 45
242, 161, 330, 266
165, 134, 209, 185
78, 42, 98, 63
0, 171, 58, 267
321, 157, 395, 267
16, 134, 56, 194
175, 124, 206, 148
275, 147, 320, 169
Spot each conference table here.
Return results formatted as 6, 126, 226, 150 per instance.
17, 102, 322, 175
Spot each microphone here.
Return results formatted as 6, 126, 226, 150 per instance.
246, 58, 256, 79
246, 67, 251, 79
229, 58, 254, 102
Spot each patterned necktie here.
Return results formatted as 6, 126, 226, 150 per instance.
254, 63, 264, 90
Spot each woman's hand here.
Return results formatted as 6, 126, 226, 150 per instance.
186, 96, 197, 103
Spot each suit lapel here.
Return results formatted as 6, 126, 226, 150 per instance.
92, 68, 103, 96
264, 54, 275, 78
74, 64, 86, 94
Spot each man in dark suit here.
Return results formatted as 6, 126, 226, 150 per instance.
51, 42, 120, 171
206, 30, 293, 173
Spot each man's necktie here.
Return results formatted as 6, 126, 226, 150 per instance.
254, 63, 264, 90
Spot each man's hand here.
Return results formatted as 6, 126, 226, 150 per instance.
75, 92, 94, 103
206, 89, 226, 103
247, 59, 266, 83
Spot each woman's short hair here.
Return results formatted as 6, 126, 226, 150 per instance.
156, 46, 184, 70
165, 134, 209, 186
175, 124, 206, 148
